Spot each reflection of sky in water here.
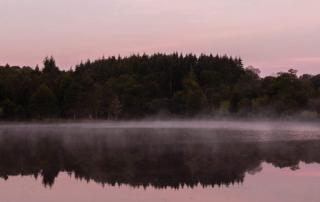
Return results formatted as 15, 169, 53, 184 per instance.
1, 122, 320, 201
0, 163, 319, 202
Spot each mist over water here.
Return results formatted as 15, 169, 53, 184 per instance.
1, 120, 320, 201
2, 119, 320, 130
1, 120, 320, 142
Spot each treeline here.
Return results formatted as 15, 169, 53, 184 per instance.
1, 53, 320, 120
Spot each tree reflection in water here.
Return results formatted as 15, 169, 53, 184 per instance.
0, 127, 319, 188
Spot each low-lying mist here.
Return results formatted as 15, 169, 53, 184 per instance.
1, 120, 320, 142
1, 120, 320, 188
1, 119, 320, 130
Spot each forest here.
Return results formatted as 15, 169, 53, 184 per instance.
1, 53, 320, 120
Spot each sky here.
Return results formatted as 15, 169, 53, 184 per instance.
0, 0, 319, 76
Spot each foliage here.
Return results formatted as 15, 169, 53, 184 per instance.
29, 84, 58, 118
0, 53, 320, 120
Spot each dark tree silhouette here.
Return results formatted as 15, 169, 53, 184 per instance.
1, 53, 320, 120
29, 84, 58, 118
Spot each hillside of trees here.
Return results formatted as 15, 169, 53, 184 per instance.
1, 53, 320, 120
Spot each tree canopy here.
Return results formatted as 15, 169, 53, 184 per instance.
1, 53, 320, 120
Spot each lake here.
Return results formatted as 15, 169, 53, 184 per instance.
0, 121, 320, 202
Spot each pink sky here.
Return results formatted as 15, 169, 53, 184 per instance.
1, 0, 320, 75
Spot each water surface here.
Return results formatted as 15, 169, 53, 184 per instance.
0, 121, 320, 201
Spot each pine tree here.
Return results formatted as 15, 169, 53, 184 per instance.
29, 84, 58, 119
108, 96, 122, 120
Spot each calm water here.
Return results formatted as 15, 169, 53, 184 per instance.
0, 121, 320, 202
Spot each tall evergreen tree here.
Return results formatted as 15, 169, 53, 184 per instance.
29, 84, 58, 118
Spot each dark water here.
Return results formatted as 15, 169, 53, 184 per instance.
0, 121, 320, 202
